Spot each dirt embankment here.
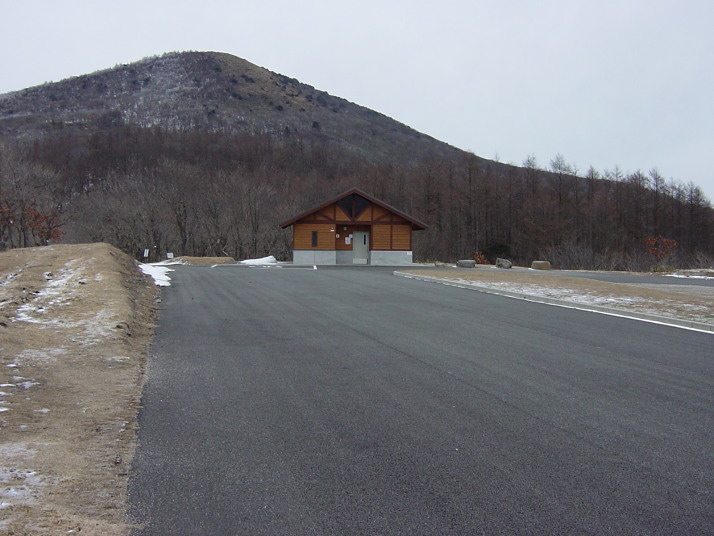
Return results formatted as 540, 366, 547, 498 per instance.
169, 256, 234, 266
0, 243, 156, 535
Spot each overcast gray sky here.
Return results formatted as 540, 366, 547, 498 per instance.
2, 0, 713, 201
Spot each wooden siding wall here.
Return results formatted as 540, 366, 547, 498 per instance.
292, 200, 414, 251
372, 225, 391, 250
372, 224, 411, 251
293, 223, 335, 250
392, 225, 411, 250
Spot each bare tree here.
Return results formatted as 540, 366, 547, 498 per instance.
0, 146, 64, 247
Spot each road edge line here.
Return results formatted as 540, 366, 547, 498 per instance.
393, 271, 714, 334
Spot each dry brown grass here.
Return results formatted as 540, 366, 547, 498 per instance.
0, 243, 156, 535
170, 255, 235, 266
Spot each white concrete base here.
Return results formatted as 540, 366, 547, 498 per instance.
370, 251, 414, 266
292, 250, 337, 265
336, 250, 353, 265
292, 250, 416, 266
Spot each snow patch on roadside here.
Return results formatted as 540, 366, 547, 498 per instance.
139, 263, 173, 286
447, 278, 710, 317
151, 259, 187, 266
240, 255, 278, 265
666, 273, 714, 280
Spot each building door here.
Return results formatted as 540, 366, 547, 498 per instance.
352, 231, 369, 264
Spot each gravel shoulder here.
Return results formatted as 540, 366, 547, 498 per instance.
400, 268, 714, 327
0, 244, 156, 535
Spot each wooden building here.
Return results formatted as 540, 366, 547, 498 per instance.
280, 188, 427, 265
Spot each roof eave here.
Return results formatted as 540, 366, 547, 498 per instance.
280, 188, 428, 230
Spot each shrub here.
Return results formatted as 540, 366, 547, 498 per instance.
473, 251, 489, 264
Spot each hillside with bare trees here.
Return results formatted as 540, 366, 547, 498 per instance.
1, 52, 712, 269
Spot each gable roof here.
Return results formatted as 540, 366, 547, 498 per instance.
279, 188, 428, 230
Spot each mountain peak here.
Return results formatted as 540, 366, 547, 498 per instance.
0, 51, 465, 164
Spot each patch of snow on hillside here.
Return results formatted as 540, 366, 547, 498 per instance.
14, 260, 84, 323
0, 444, 48, 511
14, 348, 66, 366
9, 261, 120, 343
0, 272, 19, 286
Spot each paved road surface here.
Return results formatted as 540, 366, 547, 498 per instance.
128, 266, 714, 535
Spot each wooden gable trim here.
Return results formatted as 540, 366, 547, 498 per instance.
279, 188, 428, 230
295, 219, 413, 225
374, 212, 401, 223
314, 209, 334, 221
334, 203, 350, 222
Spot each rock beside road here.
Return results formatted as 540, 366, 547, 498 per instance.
496, 258, 513, 269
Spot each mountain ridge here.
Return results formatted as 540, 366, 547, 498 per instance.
0, 51, 474, 165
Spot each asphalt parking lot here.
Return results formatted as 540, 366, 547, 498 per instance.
129, 266, 714, 535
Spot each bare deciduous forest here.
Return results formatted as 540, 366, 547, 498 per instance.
2, 125, 712, 270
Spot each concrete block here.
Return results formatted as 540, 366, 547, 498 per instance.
531, 260, 552, 270
457, 259, 476, 268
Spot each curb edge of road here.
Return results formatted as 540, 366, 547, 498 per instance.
393, 271, 714, 334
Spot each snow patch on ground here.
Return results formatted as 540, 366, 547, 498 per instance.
14, 378, 40, 390
0, 376, 41, 416
13, 260, 120, 341
447, 278, 710, 317
0, 444, 47, 511
13, 262, 82, 321
151, 259, 187, 266
15, 305, 118, 344
139, 263, 174, 286
13, 348, 67, 366
666, 273, 714, 280
0, 272, 19, 286
240, 255, 278, 265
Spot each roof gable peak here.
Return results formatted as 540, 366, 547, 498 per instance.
279, 188, 427, 230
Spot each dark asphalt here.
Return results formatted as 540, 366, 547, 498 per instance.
128, 266, 714, 535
